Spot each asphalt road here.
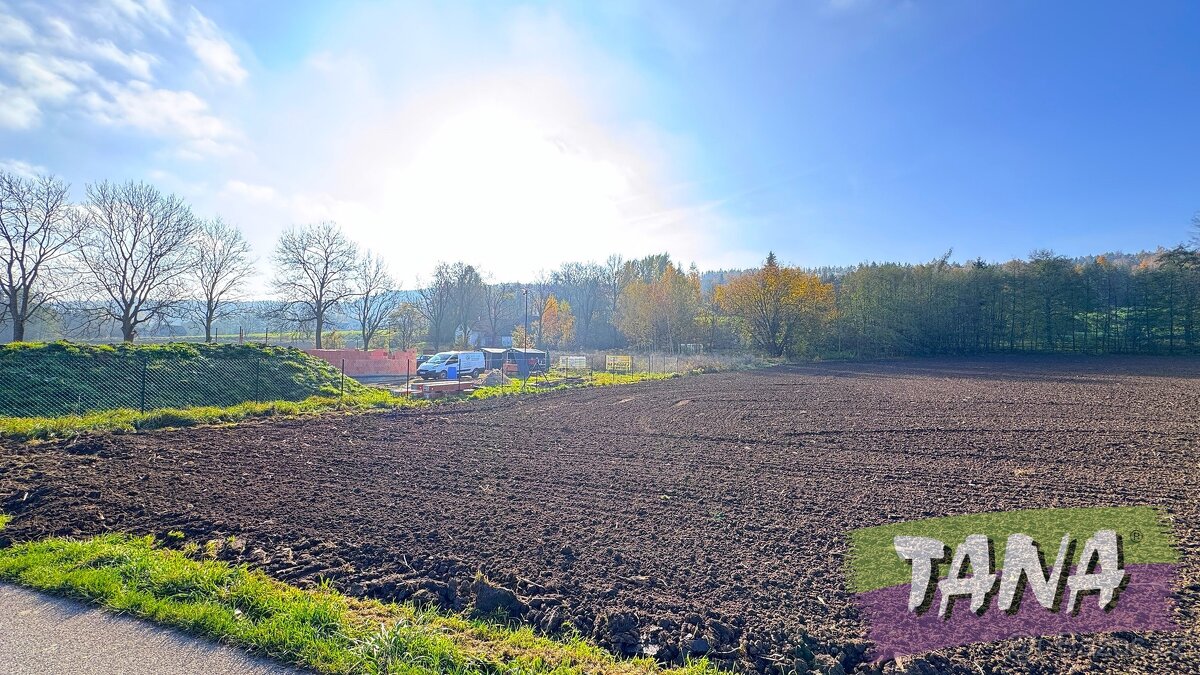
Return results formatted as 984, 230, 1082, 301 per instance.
0, 584, 299, 674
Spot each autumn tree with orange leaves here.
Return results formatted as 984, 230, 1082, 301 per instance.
715, 252, 834, 357
538, 294, 576, 348
616, 261, 701, 350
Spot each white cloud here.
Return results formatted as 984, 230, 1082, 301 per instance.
186, 8, 246, 85
138, 84, 228, 133
223, 179, 278, 202
221, 179, 368, 226
0, 11, 33, 44
43, 16, 72, 40
0, 158, 47, 178
0, 84, 38, 128
0, 8, 155, 80
132, 0, 172, 25
0, 52, 94, 102
0, 1, 247, 158
83, 80, 237, 157
83, 0, 173, 38
85, 39, 157, 80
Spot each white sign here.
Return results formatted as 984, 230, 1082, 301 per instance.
559, 355, 588, 370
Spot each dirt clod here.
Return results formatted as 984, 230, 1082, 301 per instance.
473, 577, 526, 618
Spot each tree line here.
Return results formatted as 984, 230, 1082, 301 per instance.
3, 170, 1197, 358
826, 244, 1200, 357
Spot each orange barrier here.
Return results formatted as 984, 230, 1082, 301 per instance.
304, 348, 417, 377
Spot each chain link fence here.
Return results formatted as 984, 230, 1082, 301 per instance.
549, 350, 770, 376
0, 344, 348, 419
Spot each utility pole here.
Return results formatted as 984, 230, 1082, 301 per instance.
523, 288, 530, 387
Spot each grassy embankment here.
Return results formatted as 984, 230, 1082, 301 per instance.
0, 517, 714, 675
0, 341, 410, 440
0, 342, 699, 440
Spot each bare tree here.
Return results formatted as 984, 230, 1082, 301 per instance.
270, 221, 358, 349
603, 253, 628, 347
387, 301, 424, 351
448, 262, 483, 347
552, 261, 604, 347
416, 263, 454, 352
479, 280, 515, 346
529, 270, 552, 347
76, 180, 199, 342
0, 172, 80, 342
189, 216, 254, 342
351, 250, 400, 351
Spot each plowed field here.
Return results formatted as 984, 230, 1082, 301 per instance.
2, 357, 1198, 673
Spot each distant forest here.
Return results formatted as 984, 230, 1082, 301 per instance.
816, 247, 1200, 358
8, 245, 1200, 359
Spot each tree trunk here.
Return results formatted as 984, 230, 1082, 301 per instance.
315, 313, 324, 349
11, 317, 25, 342
204, 304, 216, 343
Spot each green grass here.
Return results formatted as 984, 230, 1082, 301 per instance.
0, 527, 718, 675
0, 389, 427, 441
467, 372, 679, 400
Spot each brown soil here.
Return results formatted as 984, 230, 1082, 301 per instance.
2, 356, 1198, 674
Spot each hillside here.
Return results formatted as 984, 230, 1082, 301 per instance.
0, 342, 363, 418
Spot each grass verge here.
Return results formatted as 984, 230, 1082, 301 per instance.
0, 389, 426, 442
467, 372, 680, 400
2, 370, 706, 442
0, 528, 716, 675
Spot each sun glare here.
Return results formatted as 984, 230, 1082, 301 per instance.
380, 104, 633, 271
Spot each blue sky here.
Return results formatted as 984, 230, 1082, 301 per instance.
1, 0, 1197, 287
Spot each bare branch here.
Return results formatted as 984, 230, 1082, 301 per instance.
74, 180, 198, 342
0, 171, 80, 341
350, 250, 400, 350
187, 216, 255, 341
270, 221, 358, 349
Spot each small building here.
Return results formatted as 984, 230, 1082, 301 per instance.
505, 347, 549, 377
481, 347, 509, 371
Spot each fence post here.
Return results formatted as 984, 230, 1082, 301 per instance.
340, 358, 345, 399
254, 357, 261, 403
405, 357, 411, 398
138, 359, 148, 412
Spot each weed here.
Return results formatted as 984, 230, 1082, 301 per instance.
0, 390, 429, 442
0, 531, 719, 675
204, 539, 222, 559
